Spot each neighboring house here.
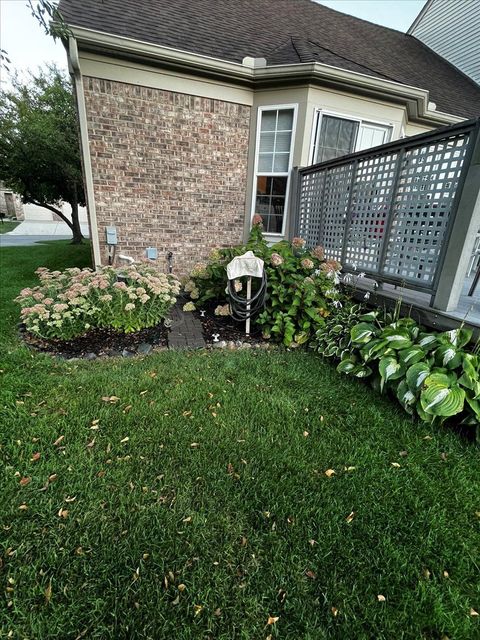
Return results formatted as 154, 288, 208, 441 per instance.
59, 0, 480, 274
0, 183, 24, 219
409, 0, 480, 87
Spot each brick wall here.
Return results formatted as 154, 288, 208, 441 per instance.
83, 78, 251, 275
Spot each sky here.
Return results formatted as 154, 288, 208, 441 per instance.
0, 0, 427, 87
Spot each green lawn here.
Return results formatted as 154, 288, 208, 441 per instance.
1, 242, 479, 639
0, 220, 20, 234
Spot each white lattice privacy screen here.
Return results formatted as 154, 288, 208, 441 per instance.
296, 122, 476, 293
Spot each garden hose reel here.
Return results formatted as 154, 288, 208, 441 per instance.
226, 251, 267, 335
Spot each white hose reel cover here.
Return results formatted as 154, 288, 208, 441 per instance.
226, 251, 264, 280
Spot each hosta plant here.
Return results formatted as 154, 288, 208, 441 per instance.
15, 264, 180, 339
313, 303, 480, 428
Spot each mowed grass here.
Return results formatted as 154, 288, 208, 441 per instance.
0, 220, 20, 234
0, 243, 479, 640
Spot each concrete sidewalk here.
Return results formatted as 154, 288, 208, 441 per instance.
0, 235, 72, 247
7, 220, 89, 236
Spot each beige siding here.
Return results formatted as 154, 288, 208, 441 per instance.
411, 0, 480, 86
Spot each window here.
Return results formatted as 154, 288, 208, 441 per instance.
253, 106, 296, 235
312, 112, 392, 164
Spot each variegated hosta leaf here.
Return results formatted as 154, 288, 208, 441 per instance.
435, 344, 463, 370
440, 327, 473, 348
398, 346, 425, 367
462, 353, 479, 379
352, 364, 372, 378
350, 322, 377, 344
380, 327, 413, 350
420, 381, 465, 417
359, 311, 379, 321
379, 356, 405, 391
359, 339, 388, 362
406, 362, 431, 392
465, 393, 480, 422
418, 333, 438, 351
337, 358, 357, 375
396, 380, 416, 413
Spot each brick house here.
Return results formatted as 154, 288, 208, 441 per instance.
59, 0, 480, 275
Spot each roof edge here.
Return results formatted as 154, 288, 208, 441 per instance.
67, 25, 464, 126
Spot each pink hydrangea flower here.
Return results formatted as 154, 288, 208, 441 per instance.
301, 258, 314, 270
312, 245, 325, 260
292, 237, 305, 249
270, 253, 284, 267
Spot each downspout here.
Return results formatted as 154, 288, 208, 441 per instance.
68, 36, 102, 267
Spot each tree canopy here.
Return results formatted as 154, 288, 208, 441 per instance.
0, 66, 86, 242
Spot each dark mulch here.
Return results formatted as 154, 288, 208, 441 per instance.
195, 302, 267, 345
20, 323, 169, 359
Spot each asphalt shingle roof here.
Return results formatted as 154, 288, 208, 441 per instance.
59, 0, 480, 119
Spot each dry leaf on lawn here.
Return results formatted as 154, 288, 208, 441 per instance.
53, 435, 64, 446
377, 594, 386, 602
324, 469, 335, 478
346, 511, 356, 523
19, 477, 31, 486
31, 452, 41, 462
267, 616, 279, 625
44, 581, 52, 604
391, 462, 401, 468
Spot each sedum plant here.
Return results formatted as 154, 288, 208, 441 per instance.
15, 264, 180, 339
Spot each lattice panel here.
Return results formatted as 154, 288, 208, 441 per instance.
319, 163, 355, 261
344, 152, 399, 272
382, 133, 470, 285
297, 172, 325, 248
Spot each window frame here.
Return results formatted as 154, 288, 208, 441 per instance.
251, 103, 298, 238
309, 109, 394, 165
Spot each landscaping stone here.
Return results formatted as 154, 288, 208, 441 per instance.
84, 352, 97, 360
137, 342, 153, 355
122, 349, 135, 358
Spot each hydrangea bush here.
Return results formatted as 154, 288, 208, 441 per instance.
183, 217, 344, 346
16, 264, 180, 339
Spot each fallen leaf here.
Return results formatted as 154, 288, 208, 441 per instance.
172, 595, 180, 606
399, 450, 408, 457
31, 452, 41, 462
267, 616, 279, 625
391, 462, 401, 468
324, 469, 335, 478
91, 419, 100, 426
277, 588, 287, 604
193, 604, 203, 616
422, 568, 431, 579
422, 435, 433, 440
45, 580, 52, 604
377, 594, 386, 602
58, 508, 69, 519
190, 442, 199, 448
346, 511, 356, 523
303, 431, 309, 437
178, 583, 186, 592
305, 570, 316, 580
183, 516, 192, 523
120, 437, 129, 443
18, 504, 28, 511
470, 608, 479, 617
86, 439, 95, 449
443, 570, 449, 578
19, 476, 31, 486
214, 608, 221, 617
139, 390, 148, 396
182, 410, 192, 417
53, 435, 64, 446
440, 452, 448, 461
308, 539, 317, 546
240, 536, 248, 547
101, 395, 120, 403
123, 405, 132, 414
65, 496, 76, 503
331, 607, 339, 617
48, 474, 58, 483
344, 466, 356, 472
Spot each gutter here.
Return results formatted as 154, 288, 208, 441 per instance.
69, 25, 463, 127
68, 36, 101, 267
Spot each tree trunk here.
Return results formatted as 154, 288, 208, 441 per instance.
70, 187, 84, 244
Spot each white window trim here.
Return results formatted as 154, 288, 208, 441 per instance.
309, 108, 394, 165
251, 103, 298, 238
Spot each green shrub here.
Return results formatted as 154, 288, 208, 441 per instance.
312, 303, 480, 428
15, 264, 180, 339
184, 218, 344, 346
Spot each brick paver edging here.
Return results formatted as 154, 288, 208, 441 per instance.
167, 303, 206, 350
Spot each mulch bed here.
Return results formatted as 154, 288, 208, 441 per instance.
20, 323, 169, 359
194, 302, 268, 346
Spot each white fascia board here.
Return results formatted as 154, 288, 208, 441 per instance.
69, 25, 463, 126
